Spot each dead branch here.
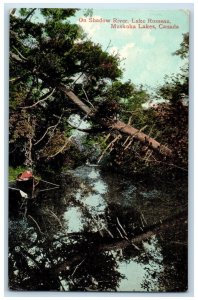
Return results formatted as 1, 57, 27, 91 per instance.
23, 8, 37, 23
82, 86, 95, 110
116, 217, 127, 236
53, 210, 187, 274
99, 210, 187, 251
97, 134, 122, 163
34, 112, 62, 146
116, 227, 124, 238
10, 52, 172, 157
123, 124, 148, 151
13, 46, 28, 61
71, 259, 86, 278
10, 9, 16, 16
48, 138, 72, 158
127, 115, 132, 125
103, 133, 111, 144
46, 209, 63, 228
112, 121, 171, 156
27, 215, 44, 235
140, 212, 147, 226
21, 88, 56, 109
122, 136, 130, 147
104, 40, 112, 51
124, 137, 134, 151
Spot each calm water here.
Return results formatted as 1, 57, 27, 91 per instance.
8, 165, 188, 292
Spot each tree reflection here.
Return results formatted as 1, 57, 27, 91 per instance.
8, 173, 188, 292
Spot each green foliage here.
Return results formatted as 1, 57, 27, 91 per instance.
159, 32, 189, 103
9, 8, 125, 169
40, 8, 77, 20
173, 33, 189, 59
9, 8, 188, 178
158, 73, 188, 103
9, 166, 26, 181
105, 80, 135, 102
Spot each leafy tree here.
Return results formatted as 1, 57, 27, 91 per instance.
9, 9, 188, 178
9, 8, 124, 170
158, 33, 189, 103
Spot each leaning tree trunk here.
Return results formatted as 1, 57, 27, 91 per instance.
58, 84, 172, 157
10, 52, 172, 157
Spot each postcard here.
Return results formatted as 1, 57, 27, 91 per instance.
8, 7, 189, 292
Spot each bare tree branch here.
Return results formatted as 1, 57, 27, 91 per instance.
13, 46, 28, 61
48, 137, 72, 158
23, 8, 37, 23
10, 52, 172, 157
34, 112, 62, 146
21, 88, 56, 109
82, 86, 95, 109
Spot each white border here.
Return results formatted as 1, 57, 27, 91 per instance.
1, 1, 196, 299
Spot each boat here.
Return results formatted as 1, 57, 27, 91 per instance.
9, 169, 59, 199
16, 170, 38, 192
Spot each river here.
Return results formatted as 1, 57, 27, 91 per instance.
8, 163, 188, 292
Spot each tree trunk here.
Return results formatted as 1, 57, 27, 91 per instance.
58, 84, 172, 157
10, 52, 172, 157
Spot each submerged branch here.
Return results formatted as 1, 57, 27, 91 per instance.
53, 210, 187, 274
27, 215, 44, 235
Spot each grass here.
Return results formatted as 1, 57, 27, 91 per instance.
9, 166, 42, 181
9, 166, 27, 181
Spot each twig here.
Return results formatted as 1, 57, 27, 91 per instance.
82, 86, 95, 109
143, 149, 153, 163
21, 88, 56, 109
40, 179, 59, 187
124, 137, 134, 151
127, 115, 132, 125
97, 135, 121, 163
102, 133, 111, 144
48, 138, 71, 158
122, 136, 130, 147
23, 8, 36, 23
21, 248, 42, 270
116, 227, 124, 238
104, 40, 112, 51
39, 187, 59, 192
9, 76, 23, 82
27, 215, 44, 234
46, 209, 63, 228
116, 217, 127, 236
13, 46, 28, 61
71, 259, 86, 278
104, 228, 114, 238
131, 242, 141, 251
140, 212, 147, 226
34, 112, 62, 146
71, 72, 84, 86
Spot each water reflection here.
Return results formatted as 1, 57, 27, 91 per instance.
8, 165, 187, 292
63, 207, 84, 233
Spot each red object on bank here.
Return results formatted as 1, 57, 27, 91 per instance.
18, 170, 33, 181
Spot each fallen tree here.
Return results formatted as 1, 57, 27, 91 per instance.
54, 209, 187, 274
10, 52, 172, 157
58, 84, 172, 156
